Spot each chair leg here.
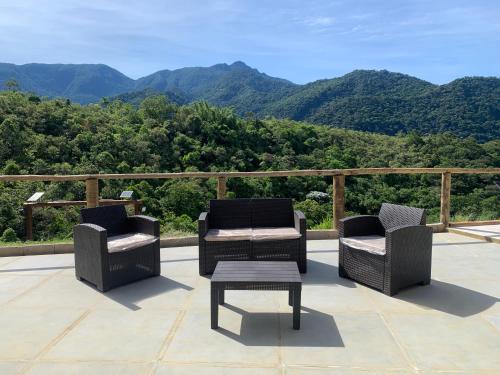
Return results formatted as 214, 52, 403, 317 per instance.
154, 263, 161, 276
292, 287, 301, 330
383, 286, 397, 296
97, 283, 110, 293
218, 288, 225, 305
338, 265, 347, 278
211, 285, 219, 329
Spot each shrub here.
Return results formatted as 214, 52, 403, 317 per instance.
161, 212, 197, 235
306, 191, 330, 204
1, 228, 19, 242
294, 199, 331, 228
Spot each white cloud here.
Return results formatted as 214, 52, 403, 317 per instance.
301, 16, 335, 27
293, 15, 336, 34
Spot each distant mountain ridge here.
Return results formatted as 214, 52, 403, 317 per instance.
0, 61, 498, 141
0, 63, 134, 104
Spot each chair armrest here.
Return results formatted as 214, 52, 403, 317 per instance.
73, 223, 108, 255
386, 224, 433, 263
339, 215, 384, 237
128, 215, 160, 237
198, 212, 209, 238
294, 210, 306, 236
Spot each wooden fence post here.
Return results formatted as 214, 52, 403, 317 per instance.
333, 174, 345, 230
85, 178, 99, 208
440, 172, 451, 228
217, 176, 227, 199
24, 204, 33, 241
133, 200, 142, 215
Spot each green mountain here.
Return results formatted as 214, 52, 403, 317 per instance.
0, 62, 498, 141
111, 87, 189, 106
0, 63, 134, 103
135, 61, 298, 114
268, 71, 499, 141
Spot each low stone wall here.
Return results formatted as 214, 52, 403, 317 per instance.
0, 230, 340, 257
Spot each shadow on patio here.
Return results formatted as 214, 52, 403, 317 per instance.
96, 275, 193, 310
216, 304, 344, 347
396, 279, 499, 317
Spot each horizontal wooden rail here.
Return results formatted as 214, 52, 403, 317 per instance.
0, 168, 499, 182
1, 168, 499, 236
23, 199, 142, 240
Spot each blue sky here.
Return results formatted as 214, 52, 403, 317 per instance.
0, 0, 498, 84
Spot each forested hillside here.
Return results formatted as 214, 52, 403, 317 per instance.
0, 63, 134, 103
1, 62, 498, 141
270, 71, 499, 141
0, 91, 498, 242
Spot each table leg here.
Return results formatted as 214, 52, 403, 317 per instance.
219, 288, 225, 305
288, 289, 293, 306
293, 286, 301, 330
211, 284, 218, 329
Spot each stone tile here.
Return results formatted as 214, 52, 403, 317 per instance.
364, 278, 500, 316
44, 309, 180, 361
160, 245, 198, 257
301, 258, 344, 286
431, 256, 500, 281
483, 313, 500, 331
306, 239, 338, 251
0, 307, 86, 360
0, 361, 27, 375
164, 308, 280, 366
93, 275, 196, 311
8, 274, 106, 309
281, 311, 409, 369
0, 275, 49, 305
385, 313, 500, 371
285, 367, 413, 374
189, 282, 280, 312
155, 363, 279, 375
420, 372, 500, 375
0, 256, 20, 267
361, 286, 427, 314
0, 236, 499, 372
279, 284, 375, 313
25, 361, 149, 375
0, 254, 74, 275
160, 256, 199, 278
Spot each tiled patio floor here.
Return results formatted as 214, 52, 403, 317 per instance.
0, 233, 499, 374
449, 224, 500, 244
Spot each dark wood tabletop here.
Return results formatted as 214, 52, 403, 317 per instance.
211, 261, 301, 283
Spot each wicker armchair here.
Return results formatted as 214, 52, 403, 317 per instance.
74, 205, 160, 292
199, 198, 307, 275
339, 203, 432, 296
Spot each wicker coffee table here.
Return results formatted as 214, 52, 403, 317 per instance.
211, 261, 302, 330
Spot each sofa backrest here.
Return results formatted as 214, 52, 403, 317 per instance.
251, 198, 294, 228
209, 199, 252, 229
208, 198, 295, 229
378, 203, 426, 231
80, 205, 128, 236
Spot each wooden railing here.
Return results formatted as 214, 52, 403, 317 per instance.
23, 199, 143, 240
1, 168, 499, 232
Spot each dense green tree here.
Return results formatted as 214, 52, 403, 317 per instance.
0, 91, 497, 241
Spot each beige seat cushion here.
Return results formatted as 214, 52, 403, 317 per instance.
107, 233, 157, 253
204, 228, 252, 242
251, 227, 302, 241
340, 235, 386, 255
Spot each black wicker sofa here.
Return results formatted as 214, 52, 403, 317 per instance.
339, 203, 432, 296
198, 198, 306, 275
74, 205, 161, 292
